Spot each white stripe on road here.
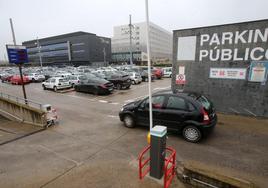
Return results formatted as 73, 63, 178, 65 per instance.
108, 115, 118, 119
98, 100, 108, 103
153, 86, 171, 91
64, 94, 95, 101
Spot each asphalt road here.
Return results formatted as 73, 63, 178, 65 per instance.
0, 78, 267, 188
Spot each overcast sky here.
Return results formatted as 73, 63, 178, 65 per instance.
1, 0, 268, 60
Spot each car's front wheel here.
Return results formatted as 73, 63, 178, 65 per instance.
117, 83, 122, 90
182, 125, 201, 143
53, 86, 58, 92
123, 115, 135, 128
42, 85, 46, 90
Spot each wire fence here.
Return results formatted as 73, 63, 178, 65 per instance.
0, 92, 43, 110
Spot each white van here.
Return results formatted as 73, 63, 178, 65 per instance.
162, 67, 172, 78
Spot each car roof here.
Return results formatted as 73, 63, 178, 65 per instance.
154, 89, 202, 99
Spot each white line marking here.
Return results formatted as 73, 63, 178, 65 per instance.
108, 115, 118, 119
124, 95, 147, 103
110, 102, 119, 105
39, 145, 81, 166
99, 100, 108, 103
64, 94, 95, 101
153, 86, 171, 91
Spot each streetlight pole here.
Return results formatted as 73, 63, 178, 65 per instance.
9, 18, 28, 104
129, 14, 133, 65
36, 37, 43, 70
145, 0, 153, 131
103, 47, 106, 65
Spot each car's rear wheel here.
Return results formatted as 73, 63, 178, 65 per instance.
182, 125, 201, 143
123, 115, 135, 128
53, 86, 58, 92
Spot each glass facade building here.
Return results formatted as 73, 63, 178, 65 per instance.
22, 32, 111, 65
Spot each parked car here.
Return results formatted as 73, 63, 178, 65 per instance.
162, 67, 172, 78
1, 74, 13, 83
27, 73, 45, 82
127, 71, 142, 84
104, 72, 131, 90
10, 75, 30, 85
152, 68, 163, 79
68, 75, 84, 87
42, 77, 71, 91
119, 90, 217, 143
75, 77, 114, 95
141, 70, 156, 82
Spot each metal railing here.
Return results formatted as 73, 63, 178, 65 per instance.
0, 92, 43, 110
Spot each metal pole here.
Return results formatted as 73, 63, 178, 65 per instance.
145, 0, 153, 131
9, 18, 28, 104
37, 37, 43, 70
129, 14, 133, 65
103, 47, 106, 64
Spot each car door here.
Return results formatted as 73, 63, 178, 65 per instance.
135, 95, 166, 126
160, 96, 190, 131
50, 79, 56, 89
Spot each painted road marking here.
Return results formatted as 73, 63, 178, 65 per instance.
98, 100, 108, 103
108, 115, 118, 119
153, 86, 171, 91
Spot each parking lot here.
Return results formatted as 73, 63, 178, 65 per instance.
0, 77, 268, 187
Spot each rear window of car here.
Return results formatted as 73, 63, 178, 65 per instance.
197, 96, 211, 110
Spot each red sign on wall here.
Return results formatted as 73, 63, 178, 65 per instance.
176, 74, 186, 85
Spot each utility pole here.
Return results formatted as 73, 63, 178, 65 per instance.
9, 18, 28, 104
129, 14, 133, 65
36, 37, 43, 70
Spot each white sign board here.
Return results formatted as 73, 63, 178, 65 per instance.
179, 66, 185, 75
209, 68, 247, 79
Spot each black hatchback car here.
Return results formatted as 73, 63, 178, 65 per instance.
75, 77, 114, 95
119, 90, 217, 142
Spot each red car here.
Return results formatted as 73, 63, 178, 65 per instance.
10, 75, 30, 85
152, 68, 163, 79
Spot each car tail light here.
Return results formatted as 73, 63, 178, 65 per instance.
201, 108, 210, 124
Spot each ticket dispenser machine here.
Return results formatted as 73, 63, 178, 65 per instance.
150, 126, 167, 179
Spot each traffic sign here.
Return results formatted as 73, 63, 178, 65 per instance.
6, 45, 28, 64
176, 74, 186, 85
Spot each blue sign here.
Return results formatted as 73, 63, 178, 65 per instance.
6, 45, 29, 64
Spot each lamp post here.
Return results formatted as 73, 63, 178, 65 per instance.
129, 14, 133, 65
36, 37, 43, 70
103, 47, 106, 65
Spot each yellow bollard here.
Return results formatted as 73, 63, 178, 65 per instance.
147, 132, 151, 145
